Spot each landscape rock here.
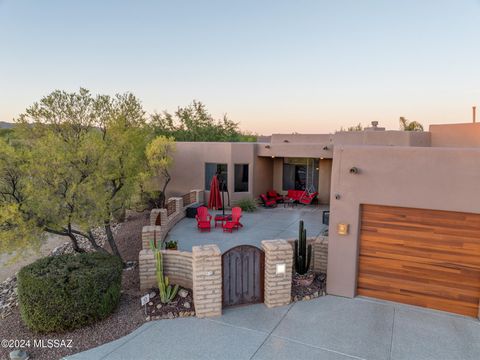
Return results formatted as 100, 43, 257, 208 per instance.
9, 349, 29, 360
178, 289, 188, 298
183, 302, 191, 309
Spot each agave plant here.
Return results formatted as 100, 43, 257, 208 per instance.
149, 240, 179, 303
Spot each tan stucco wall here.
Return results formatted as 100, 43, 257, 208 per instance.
318, 159, 332, 205
327, 145, 480, 298
429, 123, 480, 148
253, 156, 274, 197
333, 130, 431, 147
273, 157, 284, 193
165, 142, 256, 203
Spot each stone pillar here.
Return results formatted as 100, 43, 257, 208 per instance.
141, 225, 161, 250
139, 249, 156, 291
173, 197, 183, 213
192, 189, 204, 204
313, 236, 329, 273
262, 240, 293, 308
192, 245, 222, 318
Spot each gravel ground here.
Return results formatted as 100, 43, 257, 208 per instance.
0, 211, 150, 360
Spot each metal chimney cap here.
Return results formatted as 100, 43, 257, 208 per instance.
371, 121, 379, 127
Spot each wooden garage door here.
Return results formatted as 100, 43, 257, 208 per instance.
358, 204, 480, 317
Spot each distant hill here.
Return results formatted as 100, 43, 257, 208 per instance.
0, 121, 14, 129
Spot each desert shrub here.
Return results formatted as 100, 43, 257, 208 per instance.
235, 198, 257, 212
17, 252, 123, 333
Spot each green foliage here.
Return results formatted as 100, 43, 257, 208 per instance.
294, 220, 312, 275
149, 240, 179, 304
165, 240, 178, 250
17, 252, 122, 333
1, 88, 152, 258
151, 100, 256, 142
399, 116, 423, 131
234, 198, 257, 212
140, 136, 176, 209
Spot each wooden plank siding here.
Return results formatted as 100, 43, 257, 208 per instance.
357, 204, 480, 317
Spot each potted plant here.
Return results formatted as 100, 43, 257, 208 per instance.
293, 220, 315, 286
165, 240, 178, 250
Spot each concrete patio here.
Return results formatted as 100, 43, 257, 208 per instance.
166, 205, 329, 252
66, 295, 480, 360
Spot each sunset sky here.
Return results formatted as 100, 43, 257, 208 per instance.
1, 0, 479, 134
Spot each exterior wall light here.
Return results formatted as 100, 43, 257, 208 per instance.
335, 193, 341, 200
337, 223, 349, 235
349, 167, 359, 174
264, 145, 271, 149
276, 263, 286, 275
323, 146, 329, 150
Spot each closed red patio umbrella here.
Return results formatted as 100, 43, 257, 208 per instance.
208, 175, 223, 210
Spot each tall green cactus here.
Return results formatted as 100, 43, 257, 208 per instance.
149, 240, 179, 304
294, 220, 312, 275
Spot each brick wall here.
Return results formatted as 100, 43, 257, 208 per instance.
192, 245, 222, 318
139, 249, 193, 291
262, 240, 293, 308
144, 190, 205, 249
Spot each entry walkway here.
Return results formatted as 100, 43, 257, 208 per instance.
66, 295, 480, 360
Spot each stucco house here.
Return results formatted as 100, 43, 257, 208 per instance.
159, 122, 480, 317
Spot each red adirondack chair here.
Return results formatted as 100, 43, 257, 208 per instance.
196, 206, 212, 232
223, 207, 242, 232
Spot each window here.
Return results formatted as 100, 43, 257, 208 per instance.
234, 164, 249, 192
282, 158, 319, 191
205, 163, 228, 191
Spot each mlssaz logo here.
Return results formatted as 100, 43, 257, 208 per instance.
33, 339, 73, 348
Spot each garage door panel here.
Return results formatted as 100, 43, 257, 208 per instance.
358, 262, 480, 299
359, 243, 480, 270
360, 235, 480, 262
359, 257, 480, 286
357, 288, 479, 317
358, 204, 480, 317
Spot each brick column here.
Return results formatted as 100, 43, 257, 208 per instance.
192, 189, 204, 204
192, 245, 222, 318
262, 240, 293, 308
141, 225, 161, 250
139, 249, 156, 291
313, 236, 328, 273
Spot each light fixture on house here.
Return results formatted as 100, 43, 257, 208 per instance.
276, 263, 286, 275
337, 223, 349, 235
335, 193, 341, 200
323, 146, 329, 150
265, 145, 271, 149
283, 139, 289, 143
349, 167, 359, 174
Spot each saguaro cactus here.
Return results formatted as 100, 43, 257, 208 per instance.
294, 220, 312, 275
149, 240, 179, 303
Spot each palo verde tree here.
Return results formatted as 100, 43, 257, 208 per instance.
0, 89, 151, 261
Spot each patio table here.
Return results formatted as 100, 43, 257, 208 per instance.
214, 214, 232, 227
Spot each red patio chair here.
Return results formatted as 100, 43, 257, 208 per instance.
195, 206, 212, 232
223, 207, 242, 232
267, 190, 284, 203
259, 194, 277, 208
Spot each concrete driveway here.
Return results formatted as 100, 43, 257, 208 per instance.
66, 295, 480, 360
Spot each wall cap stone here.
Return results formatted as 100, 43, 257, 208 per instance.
261, 239, 292, 251
192, 244, 221, 257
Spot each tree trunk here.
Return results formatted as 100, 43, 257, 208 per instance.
67, 232, 84, 253
86, 230, 108, 253
104, 221, 123, 262
159, 176, 171, 208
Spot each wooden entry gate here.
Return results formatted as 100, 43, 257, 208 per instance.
222, 245, 264, 307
